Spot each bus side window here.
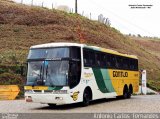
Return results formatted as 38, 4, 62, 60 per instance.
111, 55, 116, 69
83, 49, 95, 67
130, 59, 133, 70
89, 51, 95, 67
106, 54, 111, 68
95, 52, 101, 67
135, 59, 138, 71
123, 58, 128, 70
83, 50, 90, 66
101, 53, 106, 68
69, 62, 81, 89
126, 59, 130, 70
118, 57, 123, 69
115, 56, 119, 69
132, 59, 138, 71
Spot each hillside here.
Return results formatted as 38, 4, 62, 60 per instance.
0, 0, 160, 91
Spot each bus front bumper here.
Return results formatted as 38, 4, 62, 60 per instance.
25, 93, 72, 105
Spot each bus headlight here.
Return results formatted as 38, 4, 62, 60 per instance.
52, 90, 67, 94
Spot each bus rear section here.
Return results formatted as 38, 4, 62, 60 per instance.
82, 46, 139, 100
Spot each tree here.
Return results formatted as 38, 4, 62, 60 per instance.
137, 34, 141, 37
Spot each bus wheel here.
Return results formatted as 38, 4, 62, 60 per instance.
127, 90, 131, 98
82, 89, 90, 106
128, 85, 133, 98
123, 86, 128, 99
48, 104, 56, 107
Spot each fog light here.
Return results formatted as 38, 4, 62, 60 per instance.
26, 96, 32, 102
55, 97, 63, 100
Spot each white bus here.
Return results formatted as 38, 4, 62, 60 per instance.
25, 43, 139, 106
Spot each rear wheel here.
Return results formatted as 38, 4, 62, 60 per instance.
123, 86, 128, 99
128, 85, 133, 98
127, 90, 131, 98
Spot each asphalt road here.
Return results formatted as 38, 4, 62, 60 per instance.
0, 95, 160, 113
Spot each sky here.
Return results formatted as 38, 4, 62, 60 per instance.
14, 0, 160, 37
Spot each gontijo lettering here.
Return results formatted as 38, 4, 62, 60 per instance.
113, 71, 128, 77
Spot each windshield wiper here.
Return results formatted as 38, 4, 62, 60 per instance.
46, 65, 48, 79
40, 64, 42, 80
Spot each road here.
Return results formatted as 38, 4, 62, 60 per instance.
0, 95, 160, 113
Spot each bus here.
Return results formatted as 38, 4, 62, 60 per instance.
24, 42, 139, 106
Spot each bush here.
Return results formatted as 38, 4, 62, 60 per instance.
0, 68, 8, 74
147, 79, 160, 91
0, 72, 25, 98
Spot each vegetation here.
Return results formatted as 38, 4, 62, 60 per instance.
0, 0, 160, 98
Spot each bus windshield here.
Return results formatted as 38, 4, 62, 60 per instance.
27, 47, 69, 59
26, 46, 81, 87
26, 61, 69, 86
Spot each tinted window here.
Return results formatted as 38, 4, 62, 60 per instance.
95, 52, 101, 67
83, 49, 96, 67
28, 48, 69, 59
83, 49, 90, 66
69, 61, 81, 89
83, 48, 138, 71
70, 47, 81, 59
100, 53, 107, 68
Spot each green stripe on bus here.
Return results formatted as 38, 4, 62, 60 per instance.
48, 86, 63, 90
100, 69, 115, 92
92, 68, 115, 93
92, 68, 109, 93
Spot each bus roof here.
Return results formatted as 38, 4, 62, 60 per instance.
30, 42, 138, 59
85, 45, 138, 59
31, 42, 85, 49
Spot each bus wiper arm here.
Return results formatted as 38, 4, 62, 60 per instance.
46, 65, 48, 79
40, 64, 43, 80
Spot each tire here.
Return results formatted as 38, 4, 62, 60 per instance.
128, 85, 133, 99
127, 90, 131, 98
123, 86, 128, 99
82, 89, 90, 106
48, 104, 56, 107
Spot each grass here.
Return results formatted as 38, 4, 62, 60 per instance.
0, 0, 160, 92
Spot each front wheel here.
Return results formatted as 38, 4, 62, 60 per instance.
82, 89, 90, 106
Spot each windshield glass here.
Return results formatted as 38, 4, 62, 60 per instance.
27, 61, 42, 86
27, 61, 69, 86
45, 61, 69, 86
27, 47, 69, 59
